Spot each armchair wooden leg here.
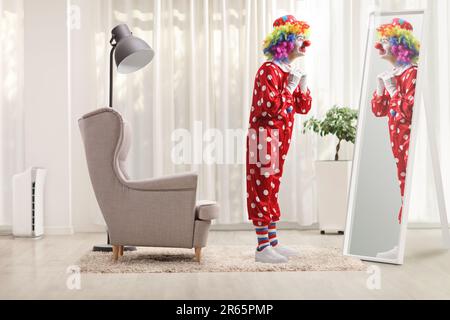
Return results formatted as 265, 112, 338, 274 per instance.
112, 245, 119, 262
195, 248, 202, 263
119, 246, 124, 257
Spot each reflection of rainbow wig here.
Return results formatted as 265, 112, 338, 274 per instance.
263, 18, 310, 62
377, 18, 420, 65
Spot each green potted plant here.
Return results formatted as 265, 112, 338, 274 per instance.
303, 106, 358, 161
303, 106, 358, 235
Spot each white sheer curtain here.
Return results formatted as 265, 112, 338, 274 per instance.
411, 0, 450, 224
70, 0, 449, 227
0, 0, 24, 228
85, 0, 322, 226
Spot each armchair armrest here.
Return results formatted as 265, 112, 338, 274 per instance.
123, 172, 198, 191
196, 200, 220, 221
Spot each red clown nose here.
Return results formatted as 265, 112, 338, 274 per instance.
375, 42, 383, 50
302, 40, 311, 48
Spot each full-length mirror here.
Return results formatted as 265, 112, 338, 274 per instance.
344, 11, 424, 265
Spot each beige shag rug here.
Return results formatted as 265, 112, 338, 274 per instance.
78, 246, 366, 274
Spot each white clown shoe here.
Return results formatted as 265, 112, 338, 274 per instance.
255, 246, 288, 264
273, 245, 299, 258
376, 246, 399, 260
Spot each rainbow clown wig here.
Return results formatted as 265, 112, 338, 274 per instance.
263, 15, 311, 62
376, 18, 420, 65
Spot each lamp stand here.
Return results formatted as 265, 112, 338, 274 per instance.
92, 233, 137, 253
109, 41, 116, 108
91, 38, 137, 253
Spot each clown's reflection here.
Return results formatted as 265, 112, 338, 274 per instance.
371, 18, 420, 260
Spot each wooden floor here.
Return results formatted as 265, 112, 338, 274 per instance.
0, 230, 449, 300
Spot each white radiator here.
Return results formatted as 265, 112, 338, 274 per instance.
12, 168, 47, 238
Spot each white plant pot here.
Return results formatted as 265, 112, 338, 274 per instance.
316, 160, 352, 234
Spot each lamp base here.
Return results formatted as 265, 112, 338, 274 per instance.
92, 245, 137, 253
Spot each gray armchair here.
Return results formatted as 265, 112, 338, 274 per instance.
79, 108, 219, 262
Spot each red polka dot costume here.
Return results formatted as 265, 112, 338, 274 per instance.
371, 65, 417, 224
246, 62, 312, 227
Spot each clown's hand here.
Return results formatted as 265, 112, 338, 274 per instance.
376, 72, 387, 96
286, 69, 304, 95
380, 72, 398, 97
299, 73, 308, 94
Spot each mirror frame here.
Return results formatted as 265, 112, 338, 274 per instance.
343, 10, 427, 265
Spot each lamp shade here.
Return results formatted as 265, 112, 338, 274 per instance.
111, 24, 154, 74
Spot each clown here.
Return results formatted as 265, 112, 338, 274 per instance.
372, 18, 420, 225
246, 15, 312, 264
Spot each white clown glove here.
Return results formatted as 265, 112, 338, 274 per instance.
376, 72, 387, 96
299, 73, 308, 94
286, 69, 304, 95
380, 72, 398, 97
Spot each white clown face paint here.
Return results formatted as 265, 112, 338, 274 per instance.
375, 38, 395, 64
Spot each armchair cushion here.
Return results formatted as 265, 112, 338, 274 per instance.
117, 121, 132, 180
124, 172, 198, 191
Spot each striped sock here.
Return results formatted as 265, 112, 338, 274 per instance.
269, 222, 278, 247
255, 225, 270, 252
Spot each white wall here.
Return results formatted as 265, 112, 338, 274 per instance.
23, 0, 72, 234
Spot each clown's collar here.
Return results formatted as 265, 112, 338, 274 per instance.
392, 63, 417, 76
272, 60, 292, 73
